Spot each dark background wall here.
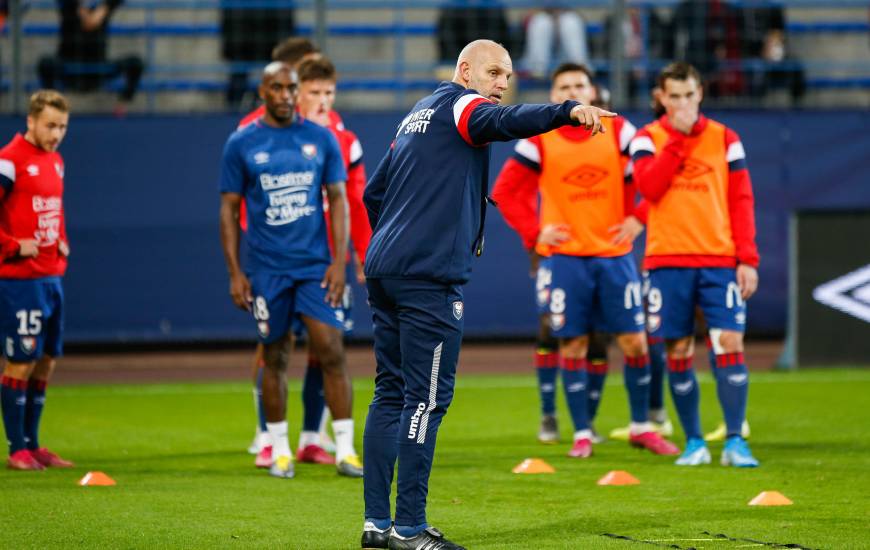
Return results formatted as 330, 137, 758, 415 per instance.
1, 110, 868, 343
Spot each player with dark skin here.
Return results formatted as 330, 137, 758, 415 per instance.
219, 65, 354, 449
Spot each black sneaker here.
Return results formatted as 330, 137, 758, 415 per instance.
360, 522, 390, 549
388, 527, 466, 550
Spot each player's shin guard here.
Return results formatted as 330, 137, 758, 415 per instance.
302, 357, 325, 433
624, 355, 651, 424
585, 359, 608, 421
534, 349, 559, 416
648, 337, 667, 413
667, 358, 702, 441
560, 358, 590, 432
713, 353, 749, 438
0, 376, 27, 454
24, 379, 46, 450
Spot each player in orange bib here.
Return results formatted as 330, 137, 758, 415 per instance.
494, 63, 679, 459
631, 62, 760, 467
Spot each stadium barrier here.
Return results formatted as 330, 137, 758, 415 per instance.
0, 109, 867, 343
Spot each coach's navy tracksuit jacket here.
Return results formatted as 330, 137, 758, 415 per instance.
361, 81, 581, 528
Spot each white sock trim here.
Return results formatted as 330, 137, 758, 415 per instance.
630, 421, 654, 435
266, 421, 291, 458
332, 418, 355, 462
573, 429, 592, 441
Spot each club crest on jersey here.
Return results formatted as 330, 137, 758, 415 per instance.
302, 144, 317, 160
254, 151, 270, 165
452, 301, 463, 321
21, 337, 36, 355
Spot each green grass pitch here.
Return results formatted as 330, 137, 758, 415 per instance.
2, 368, 868, 549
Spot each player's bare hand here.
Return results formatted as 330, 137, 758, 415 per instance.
537, 224, 571, 248
229, 272, 253, 311
58, 240, 70, 257
671, 108, 697, 135
353, 254, 366, 285
322, 262, 346, 308
528, 249, 540, 279
17, 239, 39, 258
570, 105, 617, 136
608, 215, 644, 246
736, 264, 759, 300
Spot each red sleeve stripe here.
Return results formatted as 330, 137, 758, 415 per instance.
453, 94, 489, 145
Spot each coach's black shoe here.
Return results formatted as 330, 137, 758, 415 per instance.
388, 527, 466, 550
360, 522, 390, 549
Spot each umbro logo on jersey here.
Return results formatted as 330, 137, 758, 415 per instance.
677, 158, 713, 180
26, 165, 39, 176
254, 151, 270, 165
813, 264, 870, 324
562, 164, 608, 188
302, 144, 317, 159
673, 380, 694, 395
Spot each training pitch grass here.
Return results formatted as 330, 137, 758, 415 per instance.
2, 369, 868, 549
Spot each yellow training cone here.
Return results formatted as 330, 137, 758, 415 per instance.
749, 491, 792, 506
512, 458, 555, 474
597, 470, 640, 486
78, 471, 116, 486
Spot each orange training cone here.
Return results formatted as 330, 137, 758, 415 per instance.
749, 491, 792, 506
512, 458, 555, 474
597, 470, 640, 485
78, 471, 116, 486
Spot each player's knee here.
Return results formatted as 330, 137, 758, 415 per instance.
616, 332, 647, 357
316, 344, 345, 374
666, 337, 694, 359
3, 361, 36, 380
31, 357, 57, 380
263, 335, 292, 371
559, 335, 588, 359
714, 330, 744, 353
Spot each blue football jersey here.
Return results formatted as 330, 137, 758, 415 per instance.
220, 117, 347, 277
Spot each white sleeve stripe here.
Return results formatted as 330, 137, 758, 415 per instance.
513, 139, 541, 164
619, 120, 637, 152
350, 139, 363, 163
453, 93, 488, 127
726, 141, 746, 162
629, 136, 656, 157
0, 159, 15, 182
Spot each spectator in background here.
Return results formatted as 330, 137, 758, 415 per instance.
521, 5, 589, 79
221, 2, 295, 110
741, 4, 805, 104
671, 0, 745, 99
38, 0, 144, 113
601, 6, 672, 103
436, 0, 512, 64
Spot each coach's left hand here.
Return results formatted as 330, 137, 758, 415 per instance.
737, 264, 759, 300
322, 262, 346, 308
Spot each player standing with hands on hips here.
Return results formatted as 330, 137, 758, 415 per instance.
359, 40, 615, 550
0, 90, 74, 471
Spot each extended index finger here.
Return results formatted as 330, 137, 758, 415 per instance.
598, 109, 618, 117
